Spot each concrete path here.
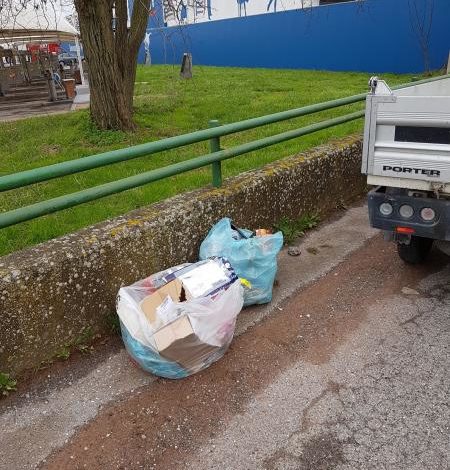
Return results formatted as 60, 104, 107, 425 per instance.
0, 101, 73, 122
1, 204, 449, 470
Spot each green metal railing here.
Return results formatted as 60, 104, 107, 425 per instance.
0, 74, 448, 230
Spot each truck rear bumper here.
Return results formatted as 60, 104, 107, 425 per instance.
368, 186, 450, 241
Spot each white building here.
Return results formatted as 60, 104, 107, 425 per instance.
162, 0, 320, 27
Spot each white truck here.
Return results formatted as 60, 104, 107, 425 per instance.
362, 75, 450, 263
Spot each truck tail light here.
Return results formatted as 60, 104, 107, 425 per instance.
396, 227, 415, 234
379, 202, 393, 216
420, 207, 436, 221
399, 204, 414, 219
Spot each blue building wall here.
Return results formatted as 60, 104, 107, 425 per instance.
142, 0, 450, 73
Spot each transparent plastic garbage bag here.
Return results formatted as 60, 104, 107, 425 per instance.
116, 258, 244, 379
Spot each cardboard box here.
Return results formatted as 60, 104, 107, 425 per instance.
140, 279, 184, 328
138, 260, 233, 370
140, 260, 231, 328
153, 315, 218, 370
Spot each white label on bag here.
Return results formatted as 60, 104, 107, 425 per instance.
179, 262, 229, 298
156, 295, 178, 324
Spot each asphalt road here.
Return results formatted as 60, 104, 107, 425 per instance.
1, 204, 449, 470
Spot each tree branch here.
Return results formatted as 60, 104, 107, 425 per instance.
129, 0, 151, 54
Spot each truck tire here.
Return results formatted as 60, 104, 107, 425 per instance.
397, 236, 433, 265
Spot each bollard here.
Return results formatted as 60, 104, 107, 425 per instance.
45, 69, 57, 102
209, 119, 222, 188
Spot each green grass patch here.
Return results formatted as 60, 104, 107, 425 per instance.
0, 372, 17, 397
56, 325, 95, 360
0, 65, 412, 256
274, 213, 320, 245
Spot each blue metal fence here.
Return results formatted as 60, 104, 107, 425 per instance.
144, 0, 450, 74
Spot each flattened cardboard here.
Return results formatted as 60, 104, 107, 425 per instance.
140, 279, 183, 328
153, 316, 218, 370
153, 315, 192, 351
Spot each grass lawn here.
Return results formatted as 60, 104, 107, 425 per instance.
0, 65, 412, 256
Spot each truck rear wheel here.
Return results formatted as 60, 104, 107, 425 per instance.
397, 236, 433, 265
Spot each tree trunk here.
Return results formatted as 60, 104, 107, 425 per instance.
74, 0, 150, 131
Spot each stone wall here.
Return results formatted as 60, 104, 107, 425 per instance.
0, 136, 366, 377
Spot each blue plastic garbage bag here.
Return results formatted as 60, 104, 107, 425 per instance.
120, 321, 189, 379
199, 218, 283, 306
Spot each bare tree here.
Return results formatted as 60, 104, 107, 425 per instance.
408, 0, 434, 74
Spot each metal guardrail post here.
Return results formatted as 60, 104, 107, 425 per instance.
209, 119, 222, 188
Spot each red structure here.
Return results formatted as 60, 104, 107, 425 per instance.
26, 43, 60, 61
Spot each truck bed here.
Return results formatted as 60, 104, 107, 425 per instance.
362, 76, 450, 194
